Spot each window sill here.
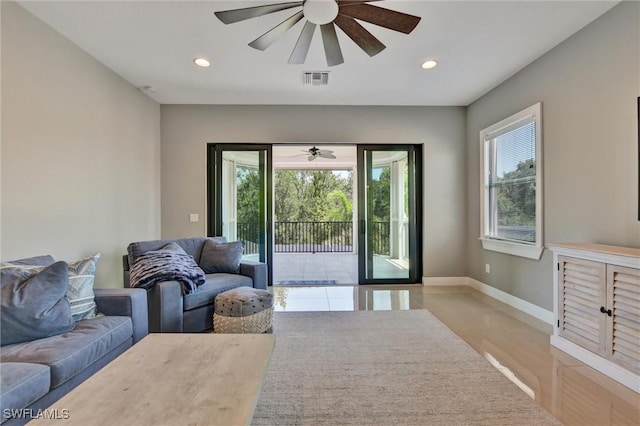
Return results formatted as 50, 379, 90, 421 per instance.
480, 238, 544, 260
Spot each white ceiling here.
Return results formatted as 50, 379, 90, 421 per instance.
19, 0, 618, 106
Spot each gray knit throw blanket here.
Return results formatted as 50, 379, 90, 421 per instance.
129, 250, 205, 294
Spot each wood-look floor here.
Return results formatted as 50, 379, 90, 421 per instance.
272, 284, 640, 426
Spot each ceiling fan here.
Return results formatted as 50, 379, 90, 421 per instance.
214, 0, 421, 67
303, 146, 336, 161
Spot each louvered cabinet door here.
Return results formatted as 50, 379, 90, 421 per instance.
558, 256, 607, 355
606, 265, 640, 374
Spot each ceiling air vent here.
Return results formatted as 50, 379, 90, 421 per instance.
303, 71, 329, 86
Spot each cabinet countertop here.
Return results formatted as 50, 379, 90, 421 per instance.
548, 243, 640, 259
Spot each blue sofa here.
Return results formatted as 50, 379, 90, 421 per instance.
0, 256, 148, 426
123, 237, 268, 333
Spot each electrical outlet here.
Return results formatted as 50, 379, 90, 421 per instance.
485, 264, 491, 274
189, 213, 199, 223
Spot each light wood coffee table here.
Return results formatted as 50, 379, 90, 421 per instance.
29, 333, 275, 426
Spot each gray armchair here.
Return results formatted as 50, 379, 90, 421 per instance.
122, 237, 267, 333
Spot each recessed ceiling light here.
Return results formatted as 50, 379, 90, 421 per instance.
421, 59, 438, 70
194, 58, 210, 68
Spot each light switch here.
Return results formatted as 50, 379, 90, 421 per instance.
189, 213, 199, 223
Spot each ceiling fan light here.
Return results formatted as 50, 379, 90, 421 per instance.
194, 57, 211, 67
421, 59, 438, 70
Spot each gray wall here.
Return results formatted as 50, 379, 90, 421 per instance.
1, 2, 162, 288
160, 105, 467, 278
5, 1, 636, 304
466, 2, 640, 310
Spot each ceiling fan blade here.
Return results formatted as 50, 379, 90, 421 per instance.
334, 15, 385, 57
320, 23, 344, 67
289, 21, 316, 64
320, 153, 337, 159
338, 3, 421, 34
249, 11, 304, 51
338, 0, 383, 4
215, 2, 303, 24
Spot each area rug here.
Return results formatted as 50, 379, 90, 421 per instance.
252, 310, 560, 425
277, 280, 337, 286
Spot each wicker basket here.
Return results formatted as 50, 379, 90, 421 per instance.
214, 307, 273, 334
213, 287, 273, 333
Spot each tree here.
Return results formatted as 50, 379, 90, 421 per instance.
327, 190, 352, 221
273, 170, 353, 245
274, 170, 352, 222
496, 159, 536, 226
274, 170, 302, 221
235, 167, 355, 247
369, 167, 390, 222
236, 166, 260, 223
235, 166, 261, 245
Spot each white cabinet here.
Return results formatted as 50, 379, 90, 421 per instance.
550, 243, 640, 393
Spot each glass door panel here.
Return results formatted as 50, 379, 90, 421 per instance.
208, 144, 272, 282
221, 151, 265, 262
357, 145, 420, 284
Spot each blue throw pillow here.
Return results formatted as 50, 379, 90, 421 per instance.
199, 239, 244, 274
0, 261, 75, 346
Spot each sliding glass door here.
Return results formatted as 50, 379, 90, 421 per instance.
208, 143, 420, 286
208, 144, 272, 283
357, 145, 422, 284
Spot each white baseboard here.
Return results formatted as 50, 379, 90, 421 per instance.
421, 276, 553, 325
422, 277, 467, 286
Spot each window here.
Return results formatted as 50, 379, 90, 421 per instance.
479, 103, 543, 260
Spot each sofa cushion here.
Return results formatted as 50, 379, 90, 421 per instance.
182, 274, 253, 311
0, 363, 51, 418
0, 261, 75, 346
0, 316, 133, 388
199, 240, 244, 274
67, 253, 100, 321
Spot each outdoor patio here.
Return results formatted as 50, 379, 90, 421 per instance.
272, 252, 409, 285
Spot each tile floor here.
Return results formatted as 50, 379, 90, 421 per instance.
271, 284, 640, 426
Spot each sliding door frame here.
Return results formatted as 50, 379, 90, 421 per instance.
207, 143, 421, 286
357, 144, 423, 284
207, 143, 273, 285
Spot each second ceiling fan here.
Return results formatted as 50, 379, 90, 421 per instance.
304, 146, 336, 161
214, 0, 421, 66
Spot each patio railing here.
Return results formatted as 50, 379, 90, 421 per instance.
370, 221, 390, 256
274, 221, 353, 253
237, 221, 391, 255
